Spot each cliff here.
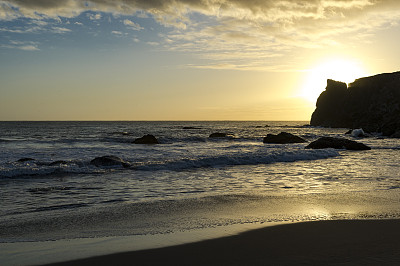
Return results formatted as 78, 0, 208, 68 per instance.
310, 71, 400, 136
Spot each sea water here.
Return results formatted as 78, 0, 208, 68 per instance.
1, 121, 399, 264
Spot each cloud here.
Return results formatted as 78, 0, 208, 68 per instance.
88, 13, 101, 20
2, 0, 400, 69
147, 41, 159, 46
123, 19, 143, 31
51, 27, 71, 33
1, 40, 39, 50
0, 2, 20, 20
0, 24, 71, 34
18, 44, 39, 50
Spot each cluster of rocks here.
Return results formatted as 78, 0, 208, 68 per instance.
131, 131, 372, 151
310, 72, 400, 137
16, 155, 131, 168
17, 128, 374, 170
262, 132, 371, 150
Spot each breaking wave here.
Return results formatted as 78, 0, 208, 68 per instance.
0, 149, 339, 179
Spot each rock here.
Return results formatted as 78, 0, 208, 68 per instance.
263, 132, 306, 144
345, 129, 353, 135
133, 134, 159, 144
183, 127, 202, 130
90, 156, 130, 168
17, 158, 35, 162
310, 72, 400, 136
305, 137, 371, 150
351, 128, 366, 138
209, 133, 228, 138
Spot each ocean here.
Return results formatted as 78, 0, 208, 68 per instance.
1, 121, 400, 264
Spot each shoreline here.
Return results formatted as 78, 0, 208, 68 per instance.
46, 219, 400, 266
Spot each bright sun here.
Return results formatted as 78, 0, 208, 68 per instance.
299, 58, 369, 103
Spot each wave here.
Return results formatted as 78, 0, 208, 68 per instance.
0, 148, 340, 179
136, 149, 339, 171
0, 160, 106, 179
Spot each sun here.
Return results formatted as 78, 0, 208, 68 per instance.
299, 58, 369, 103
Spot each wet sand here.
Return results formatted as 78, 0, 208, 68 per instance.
47, 219, 400, 266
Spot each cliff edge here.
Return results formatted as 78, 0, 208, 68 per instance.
310, 71, 400, 136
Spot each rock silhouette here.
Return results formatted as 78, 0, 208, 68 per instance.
263, 132, 306, 144
310, 71, 400, 136
133, 134, 159, 144
305, 137, 371, 150
209, 133, 228, 138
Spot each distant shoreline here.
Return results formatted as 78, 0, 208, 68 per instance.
47, 219, 400, 266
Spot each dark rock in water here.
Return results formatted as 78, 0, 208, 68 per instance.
183, 126, 202, 130
17, 158, 35, 162
90, 156, 130, 168
263, 132, 306, 144
310, 72, 400, 136
305, 137, 371, 150
133, 134, 159, 144
48, 160, 69, 166
209, 133, 228, 138
351, 128, 367, 138
345, 129, 353, 135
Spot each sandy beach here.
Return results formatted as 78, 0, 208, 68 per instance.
46, 219, 400, 266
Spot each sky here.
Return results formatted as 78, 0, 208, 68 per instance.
1, 0, 399, 121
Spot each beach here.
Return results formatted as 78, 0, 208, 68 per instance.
48, 219, 400, 266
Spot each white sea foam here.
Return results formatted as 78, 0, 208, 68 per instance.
136, 148, 339, 171
0, 148, 339, 178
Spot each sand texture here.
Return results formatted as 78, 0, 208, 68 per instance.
46, 219, 400, 266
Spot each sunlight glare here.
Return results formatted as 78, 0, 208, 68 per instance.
299, 58, 369, 103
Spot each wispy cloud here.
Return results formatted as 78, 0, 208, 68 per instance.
147, 41, 159, 46
123, 19, 143, 31
1, 40, 39, 50
2, 0, 400, 68
51, 27, 71, 33
0, 24, 71, 34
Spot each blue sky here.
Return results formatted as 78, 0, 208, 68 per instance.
1, 0, 400, 120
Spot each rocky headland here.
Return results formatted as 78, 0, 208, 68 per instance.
310, 71, 400, 136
